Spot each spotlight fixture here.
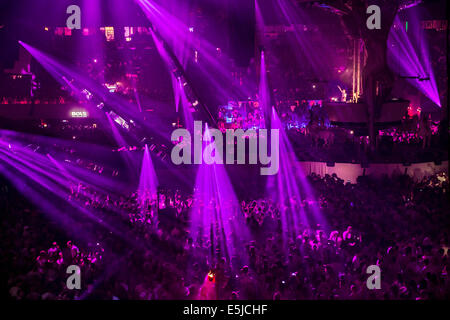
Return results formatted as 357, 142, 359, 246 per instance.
81, 89, 93, 100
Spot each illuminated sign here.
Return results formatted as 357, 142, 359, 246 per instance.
71, 111, 88, 118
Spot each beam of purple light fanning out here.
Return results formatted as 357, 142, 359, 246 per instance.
136, 0, 253, 100
189, 125, 250, 270
20, 41, 175, 144
149, 27, 201, 133
0, 141, 126, 241
0, 157, 98, 244
0, 129, 130, 192
1, 141, 196, 300
149, 27, 218, 126
137, 144, 159, 216
47, 153, 77, 183
258, 50, 270, 129
19, 41, 106, 101
267, 107, 328, 249
0, 130, 135, 210
0, 135, 177, 261
177, 78, 195, 131
388, 16, 440, 107
255, 0, 265, 29
136, 0, 225, 73
106, 112, 140, 180
1, 136, 201, 295
150, 28, 187, 119
275, 0, 329, 77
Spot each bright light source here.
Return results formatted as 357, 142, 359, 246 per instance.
71, 111, 88, 118
104, 26, 114, 41
82, 89, 93, 100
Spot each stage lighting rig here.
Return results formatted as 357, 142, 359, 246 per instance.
149, 26, 217, 125
81, 89, 93, 101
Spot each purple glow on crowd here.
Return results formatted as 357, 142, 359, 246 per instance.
189, 125, 250, 269
267, 107, 329, 249
137, 144, 159, 212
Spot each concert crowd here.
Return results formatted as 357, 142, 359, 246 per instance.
2, 170, 448, 300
